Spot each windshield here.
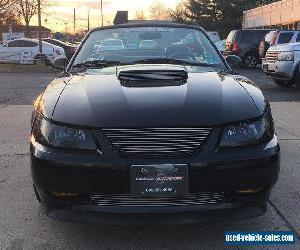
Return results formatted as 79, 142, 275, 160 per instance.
72, 26, 225, 69
101, 39, 123, 46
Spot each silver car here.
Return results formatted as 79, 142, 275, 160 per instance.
262, 42, 300, 87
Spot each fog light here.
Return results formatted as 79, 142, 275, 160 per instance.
50, 191, 79, 198
236, 188, 264, 194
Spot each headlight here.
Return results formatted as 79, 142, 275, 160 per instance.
277, 51, 294, 61
220, 112, 274, 148
32, 116, 96, 150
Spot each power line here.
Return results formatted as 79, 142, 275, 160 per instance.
41, 11, 88, 30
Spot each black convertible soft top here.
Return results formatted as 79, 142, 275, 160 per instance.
90, 21, 205, 33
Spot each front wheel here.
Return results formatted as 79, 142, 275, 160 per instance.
294, 68, 300, 88
243, 55, 258, 68
273, 79, 294, 88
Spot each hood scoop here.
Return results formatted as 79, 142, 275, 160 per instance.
117, 64, 188, 87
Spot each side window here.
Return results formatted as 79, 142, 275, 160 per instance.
240, 31, 253, 43
23, 41, 38, 47
7, 40, 23, 47
7, 40, 37, 47
296, 33, 300, 42
277, 33, 294, 44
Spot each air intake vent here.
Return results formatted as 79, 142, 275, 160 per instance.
117, 65, 188, 84
91, 192, 224, 207
102, 127, 212, 159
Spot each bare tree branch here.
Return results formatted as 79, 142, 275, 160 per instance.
0, 0, 11, 17
136, 9, 146, 20
149, 1, 172, 20
13, 0, 51, 35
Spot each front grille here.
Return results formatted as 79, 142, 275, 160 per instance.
265, 51, 279, 62
91, 192, 224, 207
102, 127, 212, 159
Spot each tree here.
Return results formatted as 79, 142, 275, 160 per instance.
171, 0, 280, 37
0, 0, 22, 26
135, 9, 146, 20
14, 0, 51, 36
14, 0, 38, 36
0, 0, 11, 24
149, 1, 172, 20
170, 1, 189, 23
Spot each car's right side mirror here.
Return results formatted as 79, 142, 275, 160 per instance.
52, 57, 69, 71
226, 55, 242, 69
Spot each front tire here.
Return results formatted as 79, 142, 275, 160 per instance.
243, 54, 258, 68
294, 68, 300, 88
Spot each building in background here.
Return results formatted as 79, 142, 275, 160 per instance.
243, 0, 300, 30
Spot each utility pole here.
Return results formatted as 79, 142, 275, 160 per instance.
88, 9, 90, 30
101, 0, 103, 26
64, 21, 68, 33
38, 0, 42, 53
73, 8, 76, 33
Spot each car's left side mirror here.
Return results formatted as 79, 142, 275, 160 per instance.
226, 55, 242, 69
52, 57, 69, 71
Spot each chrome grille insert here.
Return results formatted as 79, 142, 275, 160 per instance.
91, 192, 224, 207
102, 127, 212, 159
265, 51, 279, 62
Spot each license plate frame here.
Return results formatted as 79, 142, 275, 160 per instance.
130, 164, 188, 197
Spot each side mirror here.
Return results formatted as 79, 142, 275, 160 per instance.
226, 55, 242, 69
52, 57, 69, 71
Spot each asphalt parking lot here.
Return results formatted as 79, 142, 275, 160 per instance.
0, 69, 300, 249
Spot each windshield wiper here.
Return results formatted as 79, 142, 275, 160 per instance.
71, 60, 122, 71
132, 58, 214, 67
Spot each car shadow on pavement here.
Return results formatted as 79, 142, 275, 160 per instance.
41, 205, 299, 250
237, 68, 300, 103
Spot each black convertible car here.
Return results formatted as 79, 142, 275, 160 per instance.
30, 23, 280, 225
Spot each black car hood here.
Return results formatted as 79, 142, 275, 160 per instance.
50, 69, 263, 127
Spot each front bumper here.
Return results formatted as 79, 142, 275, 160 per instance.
41, 193, 269, 225
31, 133, 280, 224
262, 59, 294, 80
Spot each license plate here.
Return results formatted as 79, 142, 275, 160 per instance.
131, 164, 188, 197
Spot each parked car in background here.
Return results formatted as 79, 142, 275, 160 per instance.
214, 39, 226, 54
262, 42, 300, 87
260, 30, 300, 60
271, 30, 300, 47
224, 29, 273, 68
207, 31, 221, 43
140, 40, 157, 49
96, 39, 125, 52
0, 38, 66, 64
43, 38, 77, 60
259, 31, 278, 60
126, 42, 140, 49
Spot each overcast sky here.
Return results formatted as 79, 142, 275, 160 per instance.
31, 0, 180, 33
